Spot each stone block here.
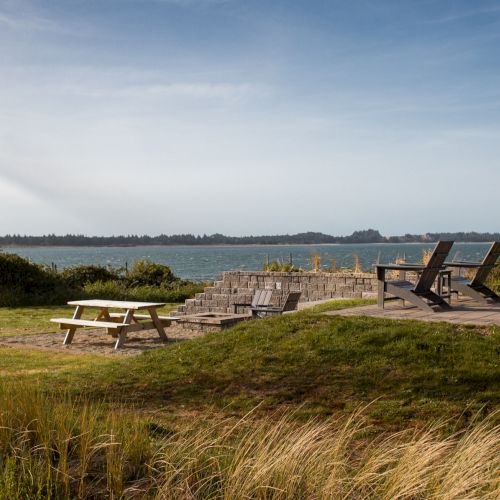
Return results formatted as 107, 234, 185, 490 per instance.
337, 284, 354, 292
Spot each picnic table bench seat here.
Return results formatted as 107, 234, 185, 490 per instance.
50, 318, 130, 329
108, 312, 179, 323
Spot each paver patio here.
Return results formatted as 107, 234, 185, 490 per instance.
325, 297, 500, 325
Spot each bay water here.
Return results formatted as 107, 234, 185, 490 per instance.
2, 243, 491, 281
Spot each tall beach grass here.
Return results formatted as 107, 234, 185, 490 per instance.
0, 383, 498, 498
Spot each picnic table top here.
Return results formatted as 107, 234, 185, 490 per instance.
67, 299, 166, 310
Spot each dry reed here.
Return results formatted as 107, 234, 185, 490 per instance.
154, 409, 500, 499
1, 383, 498, 499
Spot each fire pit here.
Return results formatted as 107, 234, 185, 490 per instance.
177, 312, 250, 332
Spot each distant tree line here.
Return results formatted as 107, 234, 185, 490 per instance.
1, 229, 499, 247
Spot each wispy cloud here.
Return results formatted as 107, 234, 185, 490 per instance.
0, 10, 59, 32
429, 5, 500, 24
0, 0, 88, 35
70, 81, 271, 101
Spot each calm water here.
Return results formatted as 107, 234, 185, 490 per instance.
2, 243, 491, 281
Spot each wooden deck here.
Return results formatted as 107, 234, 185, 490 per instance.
325, 297, 500, 326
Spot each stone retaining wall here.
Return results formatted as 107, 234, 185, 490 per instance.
175, 271, 378, 316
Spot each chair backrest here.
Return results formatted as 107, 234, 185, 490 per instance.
281, 291, 302, 312
471, 241, 500, 286
414, 241, 454, 293
251, 289, 273, 308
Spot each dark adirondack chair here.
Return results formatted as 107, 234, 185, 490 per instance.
251, 291, 302, 318
376, 241, 454, 312
232, 289, 273, 314
445, 241, 500, 303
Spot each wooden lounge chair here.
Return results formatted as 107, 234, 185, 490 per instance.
445, 241, 500, 303
376, 241, 454, 312
232, 289, 273, 314
251, 291, 302, 318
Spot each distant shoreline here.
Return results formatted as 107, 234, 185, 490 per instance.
0, 241, 492, 249
1, 229, 498, 248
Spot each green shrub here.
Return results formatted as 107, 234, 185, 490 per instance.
262, 260, 300, 272
0, 254, 203, 306
126, 259, 177, 287
83, 281, 205, 303
0, 253, 73, 306
61, 264, 120, 288
0, 253, 58, 292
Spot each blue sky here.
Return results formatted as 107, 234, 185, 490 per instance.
1, 0, 499, 236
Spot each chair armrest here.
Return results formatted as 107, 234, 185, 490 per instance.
376, 264, 427, 271
251, 306, 281, 312
445, 262, 481, 268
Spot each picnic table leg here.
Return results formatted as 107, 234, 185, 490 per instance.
148, 308, 168, 341
63, 305, 84, 345
95, 308, 119, 337
115, 309, 133, 349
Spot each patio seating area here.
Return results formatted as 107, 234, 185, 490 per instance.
326, 296, 500, 326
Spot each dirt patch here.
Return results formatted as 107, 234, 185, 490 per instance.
0, 324, 205, 357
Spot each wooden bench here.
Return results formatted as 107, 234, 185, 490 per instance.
108, 313, 179, 324
50, 318, 129, 330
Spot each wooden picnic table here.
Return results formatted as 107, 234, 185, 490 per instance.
51, 299, 178, 349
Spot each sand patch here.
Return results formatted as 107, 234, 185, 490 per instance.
0, 324, 205, 357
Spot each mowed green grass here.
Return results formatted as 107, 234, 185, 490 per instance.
1, 303, 498, 429
0, 304, 178, 337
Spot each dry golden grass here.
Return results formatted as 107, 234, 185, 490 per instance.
311, 252, 321, 272
1, 383, 499, 499
353, 254, 363, 273
422, 249, 433, 265
153, 408, 500, 499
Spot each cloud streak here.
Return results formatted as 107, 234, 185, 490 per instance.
428, 5, 500, 24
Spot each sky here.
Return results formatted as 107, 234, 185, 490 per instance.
1, 0, 499, 237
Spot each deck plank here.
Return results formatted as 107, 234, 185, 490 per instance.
325, 298, 500, 326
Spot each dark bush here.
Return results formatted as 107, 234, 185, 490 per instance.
0, 254, 202, 306
61, 265, 120, 288
0, 253, 74, 306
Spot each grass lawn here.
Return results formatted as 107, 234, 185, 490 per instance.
0, 303, 498, 430
1, 302, 499, 497
0, 303, 178, 337
307, 297, 376, 313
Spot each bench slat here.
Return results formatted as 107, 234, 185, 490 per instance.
108, 313, 179, 321
50, 318, 129, 329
